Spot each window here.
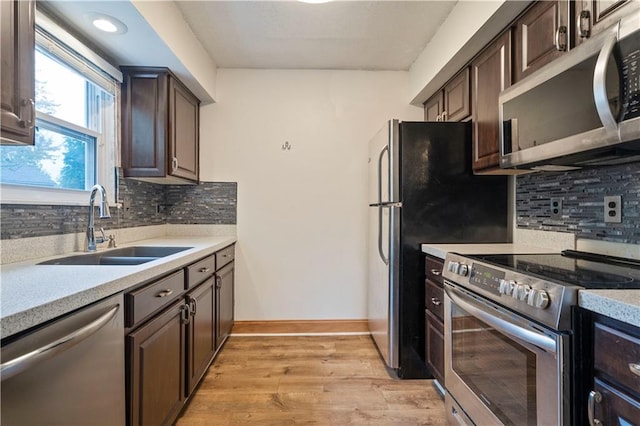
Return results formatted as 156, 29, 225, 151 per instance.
0, 11, 121, 205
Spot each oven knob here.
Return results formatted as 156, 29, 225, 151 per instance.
498, 279, 509, 295
448, 261, 459, 273
517, 285, 532, 302
458, 264, 469, 276
501, 280, 516, 296
528, 289, 551, 309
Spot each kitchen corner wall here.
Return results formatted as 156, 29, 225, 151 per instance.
199, 69, 423, 322
0, 170, 237, 240
516, 163, 640, 244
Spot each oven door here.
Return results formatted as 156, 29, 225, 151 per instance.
444, 281, 569, 426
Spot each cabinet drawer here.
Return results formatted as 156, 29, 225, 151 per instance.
186, 255, 215, 290
594, 322, 640, 393
216, 245, 235, 270
593, 377, 640, 426
425, 279, 444, 321
126, 270, 185, 327
425, 256, 444, 285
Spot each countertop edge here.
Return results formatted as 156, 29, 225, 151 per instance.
578, 290, 640, 328
1, 236, 237, 340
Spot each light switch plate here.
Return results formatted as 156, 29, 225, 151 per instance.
604, 196, 622, 223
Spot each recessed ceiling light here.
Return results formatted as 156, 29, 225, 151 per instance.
87, 13, 128, 34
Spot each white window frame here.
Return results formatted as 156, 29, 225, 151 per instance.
0, 10, 122, 207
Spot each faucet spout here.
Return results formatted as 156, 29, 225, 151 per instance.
86, 184, 111, 252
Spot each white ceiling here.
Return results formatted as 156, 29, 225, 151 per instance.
42, 0, 457, 72
176, 1, 457, 70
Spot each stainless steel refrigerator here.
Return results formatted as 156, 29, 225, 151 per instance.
367, 120, 510, 379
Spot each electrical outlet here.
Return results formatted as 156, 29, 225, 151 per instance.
604, 195, 622, 223
550, 198, 562, 220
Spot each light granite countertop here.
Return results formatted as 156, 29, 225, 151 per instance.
0, 236, 236, 339
579, 290, 640, 328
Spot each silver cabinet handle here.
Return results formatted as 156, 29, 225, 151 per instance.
188, 297, 197, 317
588, 390, 602, 426
441, 111, 448, 121
199, 267, 211, 273
431, 297, 442, 306
577, 10, 591, 39
593, 27, 619, 134
630, 363, 640, 377
554, 26, 568, 51
172, 157, 178, 172
156, 289, 173, 298
1, 305, 119, 381
180, 303, 191, 324
430, 269, 441, 276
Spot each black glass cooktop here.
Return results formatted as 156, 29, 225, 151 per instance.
466, 250, 640, 290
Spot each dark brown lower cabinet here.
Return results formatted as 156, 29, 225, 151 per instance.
216, 262, 235, 351
425, 310, 445, 385
186, 277, 216, 395
128, 300, 186, 426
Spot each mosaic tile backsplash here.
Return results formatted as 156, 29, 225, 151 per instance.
0, 171, 237, 240
516, 163, 640, 244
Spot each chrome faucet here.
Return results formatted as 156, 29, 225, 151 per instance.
86, 184, 111, 252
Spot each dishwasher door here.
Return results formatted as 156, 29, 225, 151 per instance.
1, 293, 125, 425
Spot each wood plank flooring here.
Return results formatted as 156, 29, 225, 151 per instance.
176, 335, 446, 425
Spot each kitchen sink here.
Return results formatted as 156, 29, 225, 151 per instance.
38, 246, 193, 266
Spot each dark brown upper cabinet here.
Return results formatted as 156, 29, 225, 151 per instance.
1, 0, 35, 145
513, 0, 570, 83
423, 91, 443, 122
575, 0, 636, 46
471, 30, 512, 173
121, 67, 200, 184
423, 68, 470, 122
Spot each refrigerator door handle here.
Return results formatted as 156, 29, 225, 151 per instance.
377, 144, 389, 204
377, 207, 389, 265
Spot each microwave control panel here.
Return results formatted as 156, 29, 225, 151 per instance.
621, 32, 640, 120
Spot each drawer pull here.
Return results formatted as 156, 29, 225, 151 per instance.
156, 289, 174, 298
430, 269, 441, 276
588, 390, 602, 426
431, 297, 442, 306
630, 363, 640, 377
199, 267, 211, 273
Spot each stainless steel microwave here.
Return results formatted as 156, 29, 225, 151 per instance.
499, 11, 640, 171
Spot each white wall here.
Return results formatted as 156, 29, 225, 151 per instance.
200, 69, 422, 320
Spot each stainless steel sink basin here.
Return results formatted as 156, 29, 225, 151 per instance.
38, 246, 193, 266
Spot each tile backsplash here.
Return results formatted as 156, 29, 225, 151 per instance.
0, 170, 237, 240
516, 163, 639, 244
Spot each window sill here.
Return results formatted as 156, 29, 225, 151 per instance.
0, 184, 90, 206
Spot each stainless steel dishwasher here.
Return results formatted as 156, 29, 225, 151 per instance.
1, 293, 125, 425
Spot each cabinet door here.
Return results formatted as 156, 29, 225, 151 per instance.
513, 1, 569, 83
186, 278, 216, 395
575, 0, 635, 46
443, 68, 470, 122
169, 77, 199, 182
471, 30, 512, 173
128, 300, 186, 426
215, 262, 234, 351
1, 0, 35, 145
425, 310, 445, 386
121, 68, 168, 178
424, 91, 443, 122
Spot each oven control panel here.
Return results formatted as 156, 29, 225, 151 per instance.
443, 253, 576, 331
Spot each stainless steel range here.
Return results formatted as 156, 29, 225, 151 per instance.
441, 250, 640, 426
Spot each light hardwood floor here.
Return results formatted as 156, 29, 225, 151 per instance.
176, 335, 446, 425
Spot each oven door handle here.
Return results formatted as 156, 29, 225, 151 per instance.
445, 285, 557, 354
